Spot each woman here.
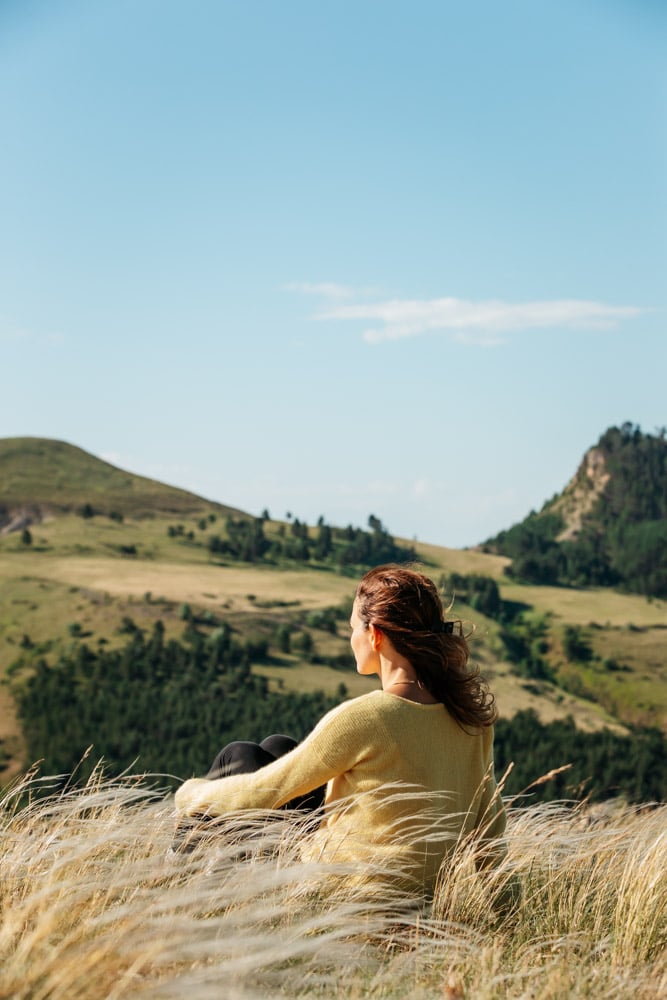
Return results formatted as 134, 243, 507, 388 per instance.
174, 565, 507, 895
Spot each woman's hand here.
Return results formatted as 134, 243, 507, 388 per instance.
174, 777, 212, 816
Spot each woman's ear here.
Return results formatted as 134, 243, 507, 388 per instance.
368, 624, 382, 651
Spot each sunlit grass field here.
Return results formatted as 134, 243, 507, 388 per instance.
1, 767, 664, 999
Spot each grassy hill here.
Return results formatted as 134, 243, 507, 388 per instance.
0, 437, 244, 523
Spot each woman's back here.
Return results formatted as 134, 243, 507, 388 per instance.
302, 690, 505, 893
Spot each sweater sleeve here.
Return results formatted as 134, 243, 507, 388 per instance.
174, 696, 375, 818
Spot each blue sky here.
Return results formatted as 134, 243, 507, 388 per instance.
1, 0, 665, 547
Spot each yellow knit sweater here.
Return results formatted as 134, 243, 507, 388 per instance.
174, 690, 506, 893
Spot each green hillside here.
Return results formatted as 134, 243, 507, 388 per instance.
0, 437, 243, 522
485, 423, 667, 597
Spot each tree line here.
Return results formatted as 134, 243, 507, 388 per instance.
201, 512, 416, 570
15, 622, 344, 787
494, 710, 666, 804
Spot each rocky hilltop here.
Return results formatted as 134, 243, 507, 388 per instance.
486, 423, 667, 596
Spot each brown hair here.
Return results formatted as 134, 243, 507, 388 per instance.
355, 564, 497, 730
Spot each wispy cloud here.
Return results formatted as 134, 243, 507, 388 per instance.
314, 296, 645, 344
284, 286, 644, 344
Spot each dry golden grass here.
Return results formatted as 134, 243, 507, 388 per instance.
254, 661, 377, 698
499, 581, 667, 629
0, 553, 354, 613
1, 767, 665, 999
409, 540, 511, 580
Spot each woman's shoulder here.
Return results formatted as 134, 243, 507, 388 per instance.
325, 689, 447, 723
323, 688, 385, 718
309, 689, 389, 734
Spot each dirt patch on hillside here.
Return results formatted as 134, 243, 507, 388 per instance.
0, 505, 45, 536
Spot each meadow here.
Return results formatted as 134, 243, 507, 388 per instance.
0, 765, 664, 999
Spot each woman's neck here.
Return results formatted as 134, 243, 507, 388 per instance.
380, 663, 438, 704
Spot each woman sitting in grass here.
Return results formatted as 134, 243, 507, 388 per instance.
174, 564, 507, 895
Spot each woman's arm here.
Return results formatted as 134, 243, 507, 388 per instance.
174, 695, 376, 817
175, 747, 333, 816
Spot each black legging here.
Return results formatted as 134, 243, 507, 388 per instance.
172, 734, 324, 853
206, 734, 325, 812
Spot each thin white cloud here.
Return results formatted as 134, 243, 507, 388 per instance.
314, 296, 645, 344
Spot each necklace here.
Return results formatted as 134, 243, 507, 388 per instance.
386, 679, 421, 689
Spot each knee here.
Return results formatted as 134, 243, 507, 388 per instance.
259, 734, 298, 757
211, 740, 273, 778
